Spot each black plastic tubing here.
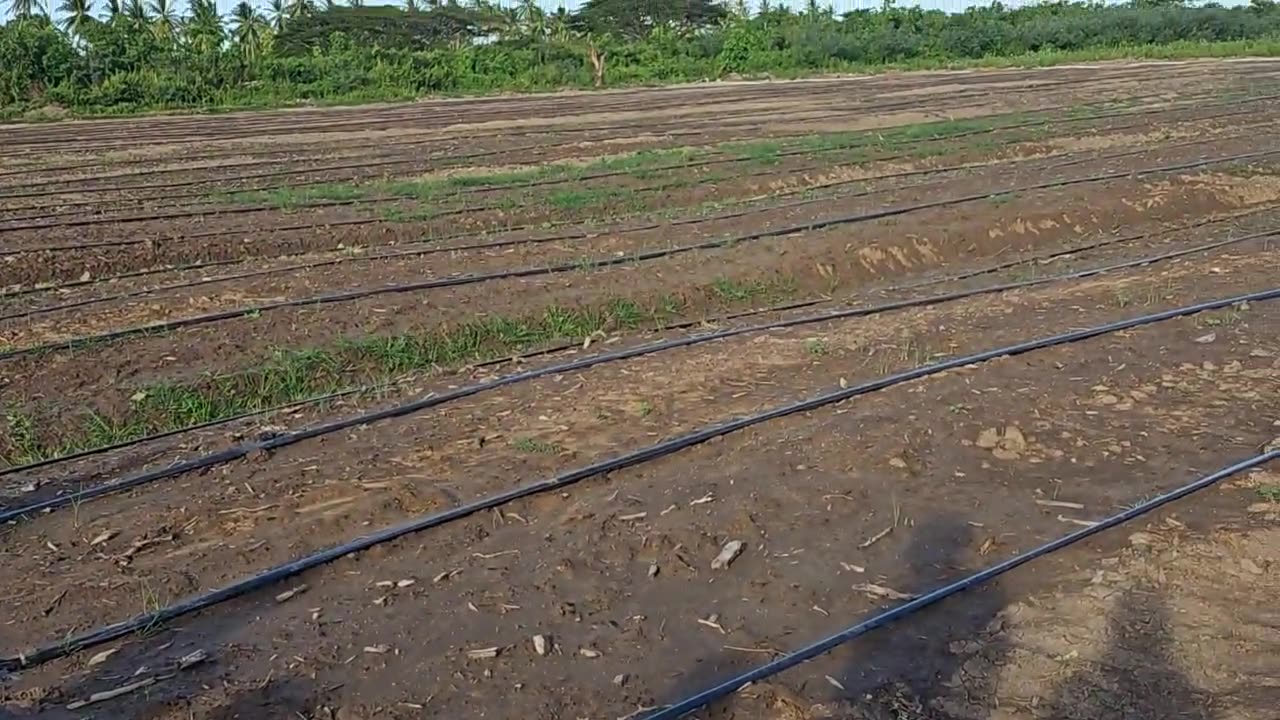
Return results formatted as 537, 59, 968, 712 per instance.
2, 146, 1276, 361
1, 286, 1276, 672
1, 226, 1274, 518
641, 449, 1280, 720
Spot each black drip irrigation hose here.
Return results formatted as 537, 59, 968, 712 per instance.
2, 145, 1276, 362
2, 288, 1276, 673
0, 62, 1235, 154
0, 94, 970, 205
0, 138, 1012, 257
5, 204, 1269, 479
0, 137, 1108, 321
1, 217, 1269, 482
2, 232, 1274, 519
0, 87, 799, 162
5, 89, 1274, 255
0, 297, 828, 480
5, 86, 1276, 233
640, 449, 1280, 720
0, 101, 800, 197
0, 73, 1183, 198
3, 113, 1270, 303
12, 85, 1261, 218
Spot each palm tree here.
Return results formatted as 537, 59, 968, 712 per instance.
519, 0, 545, 38
286, 0, 313, 18
231, 0, 271, 60
347, 0, 363, 7
404, 0, 419, 11
185, 0, 223, 53
58, 0, 96, 35
266, 0, 287, 32
7, 0, 46, 19
124, 0, 148, 26
550, 5, 570, 42
147, 0, 178, 41
101, 0, 122, 22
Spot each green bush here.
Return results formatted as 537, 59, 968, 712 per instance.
1, 1, 1278, 119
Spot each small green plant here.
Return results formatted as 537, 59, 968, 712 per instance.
512, 437, 561, 454
3, 411, 46, 465
1195, 309, 1243, 328
805, 338, 829, 356
1258, 486, 1280, 502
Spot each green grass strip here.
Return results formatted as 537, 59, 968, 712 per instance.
1, 276, 797, 467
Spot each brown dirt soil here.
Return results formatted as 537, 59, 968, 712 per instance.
3, 133, 1279, 438
1, 60, 1279, 720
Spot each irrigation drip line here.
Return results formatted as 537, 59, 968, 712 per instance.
640, 449, 1280, 720
0, 297, 828, 480
0, 66, 1172, 166
3, 145, 1275, 362
2, 288, 1276, 673
3, 217, 1269, 481
0, 101, 802, 194
897, 208, 1276, 292
5, 88, 1275, 246
0, 84, 798, 156
3, 124, 1266, 323
2, 228, 1274, 518
0, 105, 792, 201
1, 60, 1253, 158
5, 87, 1274, 225
0, 85, 1005, 200
0, 136, 1029, 255
0, 93, 795, 179
0, 143, 1094, 319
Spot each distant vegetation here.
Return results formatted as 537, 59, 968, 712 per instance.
2, 0, 1279, 118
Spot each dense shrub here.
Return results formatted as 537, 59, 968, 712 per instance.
1, 1, 1278, 119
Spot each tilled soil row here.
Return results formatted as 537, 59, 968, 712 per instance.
4, 85, 1276, 239
6, 66, 1270, 212
3, 94, 1277, 291
0, 248, 1275, 719
4, 201, 1274, 508
5, 60, 1264, 166
1, 130, 1277, 438
0, 245, 1271, 649
6, 111, 1278, 323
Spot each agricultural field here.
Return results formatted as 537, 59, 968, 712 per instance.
1, 58, 1279, 720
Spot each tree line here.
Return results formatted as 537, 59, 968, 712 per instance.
2, 0, 1279, 118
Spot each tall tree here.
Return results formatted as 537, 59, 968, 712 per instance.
7, 0, 46, 19
57, 0, 96, 35
286, 0, 314, 18
574, 0, 727, 39
404, 0, 419, 12
550, 5, 571, 42
124, 0, 147, 26
266, 0, 288, 32
519, 0, 545, 38
147, 0, 178, 40
230, 0, 270, 59
185, 0, 223, 53
100, 0, 121, 22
